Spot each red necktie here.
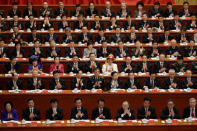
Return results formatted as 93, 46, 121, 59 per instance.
191, 108, 195, 117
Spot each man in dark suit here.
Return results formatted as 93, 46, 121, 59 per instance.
87, 68, 104, 90
137, 97, 157, 119
44, 27, 59, 43
95, 30, 109, 43
91, 99, 111, 120
153, 16, 167, 30
111, 27, 124, 43
138, 13, 152, 29
90, 15, 104, 30
85, 2, 98, 17
183, 98, 197, 118
67, 55, 83, 73
163, 2, 177, 17
71, 70, 86, 90
176, 28, 190, 43
164, 69, 179, 89
169, 14, 183, 30
191, 61, 197, 74
58, 15, 70, 30
74, 14, 88, 30
182, 70, 196, 89
142, 27, 157, 43
9, 15, 23, 30
54, 2, 67, 17
49, 71, 65, 90
62, 28, 76, 43
70, 4, 84, 17
117, 2, 131, 18
116, 101, 135, 120
101, 1, 115, 17
70, 98, 88, 119
46, 99, 63, 120
121, 56, 135, 73
172, 56, 187, 73
114, 41, 129, 58
9, 26, 23, 43
65, 41, 79, 58
143, 72, 160, 89
84, 53, 100, 73
166, 39, 181, 57
137, 55, 152, 73
148, 1, 163, 17
78, 26, 92, 43
159, 29, 173, 43
124, 72, 140, 89
160, 99, 181, 120
97, 40, 112, 58
24, 2, 37, 17
8, 2, 21, 17
46, 40, 61, 58
6, 73, 23, 90
22, 98, 41, 120
4, 57, 20, 74
179, 1, 193, 17
27, 29, 41, 43
39, 2, 53, 18
28, 70, 45, 90
154, 54, 169, 73
107, 71, 122, 90
0, 40, 9, 58
25, 15, 38, 30
29, 40, 44, 57
148, 42, 161, 58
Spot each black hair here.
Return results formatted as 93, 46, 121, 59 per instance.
111, 71, 117, 76
27, 98, 34, 103
144, 97, 151, 102
4, 101, 14, 108
74, 98, 82, 102
136, 1, 144, 7
50, 98, 58, 103
97, 99, 105, 104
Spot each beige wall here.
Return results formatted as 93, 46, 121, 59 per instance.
175, 0, 197, 5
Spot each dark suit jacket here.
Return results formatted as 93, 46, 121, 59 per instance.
184, 47, 197, 57
74, 20, 88, 30
44, 34, 59, 43
143, 78, 160, 89
24, 8, 37, 17
163, 8, 177, 17
114, 47, 129, 58
159, 34, 173, 43
106, 22, 120, 30
70, 107, 88, 119
187, 20, 197, 30
9, 21, 23, 30
191, 62, 197, 74
126, 34, 140, 43
182, 106, 197, 118
111, 34, 124, 43
25, 21, 37, 30
46, 47, 61, 57
117, 9, 131, 17
29, 47, 44, 58
176, 33, 190, 43
8, 9, 21, 17
91, 107, 111, 120
58, 21, 70, 30
154, 61, 170, 73
138, 20, 152, 29
70, 9, 84, 17
71, 78, 86, 90
97, 47, 112, 58
85, 8, 98, 17
27, 78, 45, 90
46, 107, 63, 120
166, 46, 181, 56
101, 8, 115, 17
41, 21, 53, 30
49, 78, 66, 90
153, 21, 167, 30
22, 107, 41, 120
4, 62, 20, 74
84, 61, 100, 73
95, 34, 109, 43
179, 9, 193, 17
182, 78, 196, 89
142, 34, 157, 43
172, 62, 188, 73
124, 79, 140, 89
54, 8, 67, 17
107, 79, 122, 90
78, 33, 92, 43
9, 32, 23, 43
163, 77, 179, 89
62, 34, 76, 43
148, 7, 163, 17
160, 107, 181, 120
116, 108, 135, 120
137, 62, 152, 73
12, 49, 24, 58
0, 47, 9, 58
67, 62, 83, 73
137, 106, 157, 119
91, 21, 104, 30
6, 79, 23, 90
148, 48, 161, 58
65, 47, 79, 58
169, 20, 183, 30
27, 34, 41, 43
121, 62, 135, 73
87, 76, 104, 90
